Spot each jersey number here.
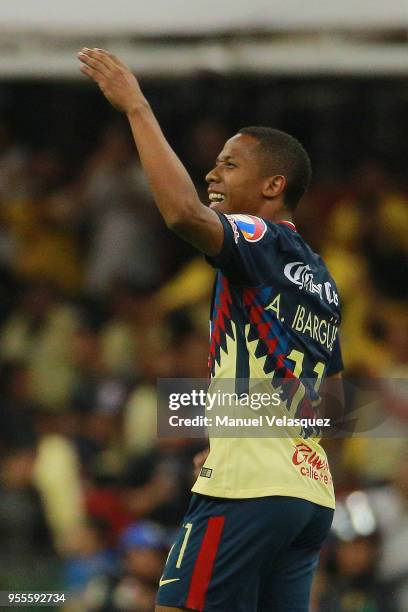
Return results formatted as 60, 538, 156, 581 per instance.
164, 522, 193, 570
285, 349, 325, 418
286, 349, 325, 390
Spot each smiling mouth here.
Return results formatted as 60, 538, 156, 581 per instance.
208, 192, 225, 204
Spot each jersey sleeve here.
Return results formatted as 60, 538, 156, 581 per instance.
326, 335, 344, 376
206, 212, 280, 286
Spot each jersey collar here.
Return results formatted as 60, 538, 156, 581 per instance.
276, 220, 297, 232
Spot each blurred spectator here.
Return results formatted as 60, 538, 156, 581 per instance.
0, 360, 37, 452
33, 412, 85, 555
315, 490, 398, 611
2, 149, 82, 292
0, 282, 79, 410
340, 311, 408, 487
122, 439, 194, 528
0, 446, 58, 590
368, 454, 408, 611
64, 517, 117, 603
123, 341, 170, 459
317, 534, 395, 611
81, 125, 162, 294
69, 318, 132, 479
155, 256, 213, 333
0, 123, 29, 202
99, 282, 140, 376
78, 521, 168, 611
323, 158, 408, 374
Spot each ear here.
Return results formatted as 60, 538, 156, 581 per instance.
262, 175, 286, 199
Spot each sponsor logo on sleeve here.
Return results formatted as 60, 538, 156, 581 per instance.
226, 214, 267, 243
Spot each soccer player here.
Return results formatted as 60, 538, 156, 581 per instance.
78, 48, 343, 612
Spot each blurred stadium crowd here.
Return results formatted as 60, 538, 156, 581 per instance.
0, 78, 407, 611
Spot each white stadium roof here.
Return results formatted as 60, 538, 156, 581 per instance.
1, 1, 408, 77
2, 0, 408, 35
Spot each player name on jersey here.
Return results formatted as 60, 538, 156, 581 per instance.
265, 291, 339, 352
291, 303, 339, 351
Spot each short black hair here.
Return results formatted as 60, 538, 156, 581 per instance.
238, 126, 312, 211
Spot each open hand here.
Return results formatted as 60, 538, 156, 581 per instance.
78, 47, 144, 114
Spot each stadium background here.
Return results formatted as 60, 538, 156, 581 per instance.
0, 2, 407, 610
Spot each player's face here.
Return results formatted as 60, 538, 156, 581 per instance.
205, 134, 266, 215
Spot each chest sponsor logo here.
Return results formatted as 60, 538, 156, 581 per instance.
284, 261, 339, 305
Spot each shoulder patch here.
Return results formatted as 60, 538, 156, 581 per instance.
227, 214, 267, 242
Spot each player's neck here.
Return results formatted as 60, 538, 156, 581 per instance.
258, 201, 293, 224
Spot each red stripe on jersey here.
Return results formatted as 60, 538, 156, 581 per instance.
276, 220, 297, 231
186, 516, 225, 611
209, 275, 232, 375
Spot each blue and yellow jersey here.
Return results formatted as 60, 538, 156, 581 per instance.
191, 213, 343, 509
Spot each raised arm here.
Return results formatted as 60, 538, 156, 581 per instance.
78, 47, 223, 256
